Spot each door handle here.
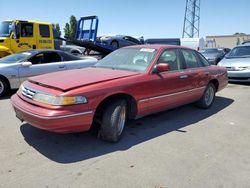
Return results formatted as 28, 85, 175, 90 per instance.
180, 75, 188, 79
205, 72, 209, 76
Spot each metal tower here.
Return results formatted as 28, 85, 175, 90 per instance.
182, 0, 200, 38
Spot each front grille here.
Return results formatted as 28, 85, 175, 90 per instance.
22, 87, 36, 99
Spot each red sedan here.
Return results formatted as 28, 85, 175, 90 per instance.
11, 45, 228, 142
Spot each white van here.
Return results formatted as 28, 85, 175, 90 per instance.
181, 38, 205, 51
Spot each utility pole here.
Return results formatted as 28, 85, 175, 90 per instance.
182, 0, 200, 38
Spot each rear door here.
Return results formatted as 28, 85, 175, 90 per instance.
18, 51, 66, 83
179, 49, 210, 101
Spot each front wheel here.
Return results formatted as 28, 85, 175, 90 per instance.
98, 99, 127, 142
196, 83, 216, 109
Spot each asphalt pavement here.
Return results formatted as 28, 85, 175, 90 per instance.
0, 83, 249, 188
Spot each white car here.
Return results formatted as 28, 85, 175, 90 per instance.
0, 50, 97, 96
218, 44, 250, 82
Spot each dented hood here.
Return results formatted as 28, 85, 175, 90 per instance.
29, 67, 140, 91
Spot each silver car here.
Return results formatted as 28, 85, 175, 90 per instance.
218, 44, 250, 82
0, 50, 97, 96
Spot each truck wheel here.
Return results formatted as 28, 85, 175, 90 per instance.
196, 83, 216, 109
98, 99, 127, 142
0, 78, 9, 97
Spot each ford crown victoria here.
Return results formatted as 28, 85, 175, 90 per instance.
11, 45, 228, 142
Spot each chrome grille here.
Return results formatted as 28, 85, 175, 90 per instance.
22, 87, 36, 99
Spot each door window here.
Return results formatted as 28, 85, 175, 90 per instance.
39, 25, 50, 38
20, 23, 33, 37
156, 49, 183, 71
28, 52, 62, 64
181, 49, 202, 68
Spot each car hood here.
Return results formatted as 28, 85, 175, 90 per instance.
29, 67, 141, 91
219, 57, 250, 67
0, 63, 19, 68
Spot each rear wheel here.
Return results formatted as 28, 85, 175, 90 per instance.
111, 40, 119, 48
0, 78, 9, 97
196, 83, 216, 109
98, 99, 127, 142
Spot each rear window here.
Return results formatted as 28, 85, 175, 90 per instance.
39, 25, 50, 38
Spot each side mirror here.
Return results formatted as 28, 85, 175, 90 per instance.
21, 62, 32, 67
154, 63, 170, 73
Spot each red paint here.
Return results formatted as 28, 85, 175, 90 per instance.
11, 45, 228, 133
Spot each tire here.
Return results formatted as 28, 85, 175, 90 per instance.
98, 99, 127, 142
196, 83, 216, 109
0, 77, 9, 97
111, 40, 119, 48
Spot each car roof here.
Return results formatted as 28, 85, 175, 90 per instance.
125, 44, 191, 50
22, 49, 66, 54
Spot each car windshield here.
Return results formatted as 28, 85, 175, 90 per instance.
0, 21, 12, 37
95, 48, 157, 72
226, 46, 250, 58
0, 52, 32, 64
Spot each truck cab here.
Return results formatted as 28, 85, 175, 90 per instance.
0, 20, 55, 58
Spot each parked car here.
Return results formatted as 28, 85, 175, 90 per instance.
96, 35, 142, 48
218, 44, 250, 82
200, 48, 226, 65
145, 38, 181, 45
0, 50, 97, 96
11, 45, 228, 142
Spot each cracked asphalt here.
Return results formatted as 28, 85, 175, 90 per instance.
0, 83, 250, 188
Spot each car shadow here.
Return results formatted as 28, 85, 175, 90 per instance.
20, 96, 234, 164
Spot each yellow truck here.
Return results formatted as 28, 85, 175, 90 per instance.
0, 20, 56, 58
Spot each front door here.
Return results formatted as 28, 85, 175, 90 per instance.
10, 22, 37, 53
18, 52, 66, 84
139, 48, 193, 114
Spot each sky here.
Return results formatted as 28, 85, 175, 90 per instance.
0, 0, 250, 39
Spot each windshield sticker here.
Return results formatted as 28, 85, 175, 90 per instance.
22, 52, 32, 56
140, 48, 155, 53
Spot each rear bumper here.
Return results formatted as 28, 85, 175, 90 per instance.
11, 94, 94, 133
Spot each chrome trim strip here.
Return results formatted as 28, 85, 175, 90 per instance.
14, 105, 93, 120
139, 86, 206, 103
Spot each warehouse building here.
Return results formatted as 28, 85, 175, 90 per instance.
206, 34, 250, 48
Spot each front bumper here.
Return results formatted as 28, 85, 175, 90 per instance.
227, 70, 250, 82
11, 94, 94, 133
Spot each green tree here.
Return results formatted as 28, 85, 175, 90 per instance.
64, 15, 77, 38
64, 23, 70, 38
52, 23, 61, 37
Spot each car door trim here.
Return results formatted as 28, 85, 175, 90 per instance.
139, 86, 205, 103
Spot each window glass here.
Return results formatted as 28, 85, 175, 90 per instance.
157, 49, 182, 71
39, 25, 50, 38
182, 50, 200, 68
198, 53, 210, 66
20, 23, 33, 37
28, 53, 44, 64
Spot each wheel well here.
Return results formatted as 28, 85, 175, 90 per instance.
210, 79, 219, 92
94, 93, 137, 121
0, 75, 10, 88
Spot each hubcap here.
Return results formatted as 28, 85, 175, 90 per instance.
117, 106, 126, 135
0, 81, 4, 94
205, 86, 214, 106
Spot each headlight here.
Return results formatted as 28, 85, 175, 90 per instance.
33, 93, 88, 106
